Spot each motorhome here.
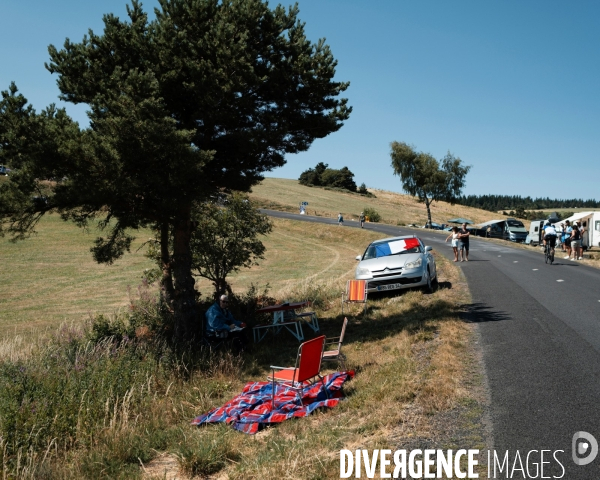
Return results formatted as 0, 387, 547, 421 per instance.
526, 219, 546, 246
526, 213, 561, 246
475, 218, 528, 242
561, 211, 600, 249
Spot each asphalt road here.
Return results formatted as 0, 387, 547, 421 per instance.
263, 209, 600, 478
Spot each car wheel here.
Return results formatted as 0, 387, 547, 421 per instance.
423, 268, 433, 293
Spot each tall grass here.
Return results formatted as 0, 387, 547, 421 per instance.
0, 321, 249, 478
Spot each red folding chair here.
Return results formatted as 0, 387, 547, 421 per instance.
268, 335, 327, 409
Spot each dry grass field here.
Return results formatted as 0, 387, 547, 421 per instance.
249, 177, 497, 227
0, 214, 380, 337
0, 214, 155, 337
0, 204, 489, 478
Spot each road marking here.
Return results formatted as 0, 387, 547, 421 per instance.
498, 255, 502, 257
556, 279, 564, 282
513, 261, 518, 263
532, 269, 539, 271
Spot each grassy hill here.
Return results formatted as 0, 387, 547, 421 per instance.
249, 178, 501, 227
0, 179, 539, 337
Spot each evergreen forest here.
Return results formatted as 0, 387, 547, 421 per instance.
456, 194, 600, 212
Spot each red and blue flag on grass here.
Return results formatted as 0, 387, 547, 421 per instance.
192, 371, 354, 434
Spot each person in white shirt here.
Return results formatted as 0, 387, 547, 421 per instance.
542, 221, 558, 256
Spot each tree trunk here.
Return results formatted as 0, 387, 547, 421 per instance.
159, 221, 175, 310
212, 278, 232, 299
425, 197, 433, 226
172, 207, 199, 340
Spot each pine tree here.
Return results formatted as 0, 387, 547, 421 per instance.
0, 0, 351, 339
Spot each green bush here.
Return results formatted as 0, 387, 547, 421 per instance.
86, 281, 175, 344
363, 207, 381, 223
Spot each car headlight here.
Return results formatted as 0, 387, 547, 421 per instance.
404, 257, 423, 269
356, 267, 372, 277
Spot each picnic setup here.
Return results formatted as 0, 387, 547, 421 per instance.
252, 300, 320, 342
193, 296, 353, 434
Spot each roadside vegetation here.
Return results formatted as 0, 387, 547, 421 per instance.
0, 217, 486, 479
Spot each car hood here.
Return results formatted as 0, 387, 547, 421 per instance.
359, 253, 422, 271
507, 227, 527, 234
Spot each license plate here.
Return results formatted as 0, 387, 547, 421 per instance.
377, 283, 403, 291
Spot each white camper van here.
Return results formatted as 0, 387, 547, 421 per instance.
561, 211, 600, 249
527, 220, 546, 246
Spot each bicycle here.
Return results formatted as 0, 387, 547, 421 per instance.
544, 241, 555, 264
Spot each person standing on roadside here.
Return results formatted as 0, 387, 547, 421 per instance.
569, 223, 581, 260
445, 226, 460, 262
458, 223, 470, 262
359, 212, 365, 228
563, 220, 573, 259
337, 213, 344, 226
578, 221, 586, 260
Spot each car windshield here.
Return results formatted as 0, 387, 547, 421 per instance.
507, 220, 524, 227
363, 238, 422, 259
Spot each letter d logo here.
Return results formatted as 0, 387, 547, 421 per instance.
572, 431, 598, 466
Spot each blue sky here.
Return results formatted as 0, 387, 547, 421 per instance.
3, 0, 600, 200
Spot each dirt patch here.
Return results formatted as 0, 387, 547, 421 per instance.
142, 453, 185, 480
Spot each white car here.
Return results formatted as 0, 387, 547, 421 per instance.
355, 235, 438, 293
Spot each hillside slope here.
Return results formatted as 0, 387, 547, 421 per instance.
250, 178, 505, 227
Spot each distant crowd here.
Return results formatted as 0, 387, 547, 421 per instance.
555, 220, 587, 261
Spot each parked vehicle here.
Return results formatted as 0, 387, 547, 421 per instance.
355, 235, 437, 294
475, 218, 527, 242
0, 165, 10, 176
526, 219, 546, 246
422, 222, 444, 230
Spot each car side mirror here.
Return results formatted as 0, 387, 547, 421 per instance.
355, 255, 362, 261
424, 246, 432, 252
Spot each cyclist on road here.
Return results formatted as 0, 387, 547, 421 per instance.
542, 221, 558, 257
